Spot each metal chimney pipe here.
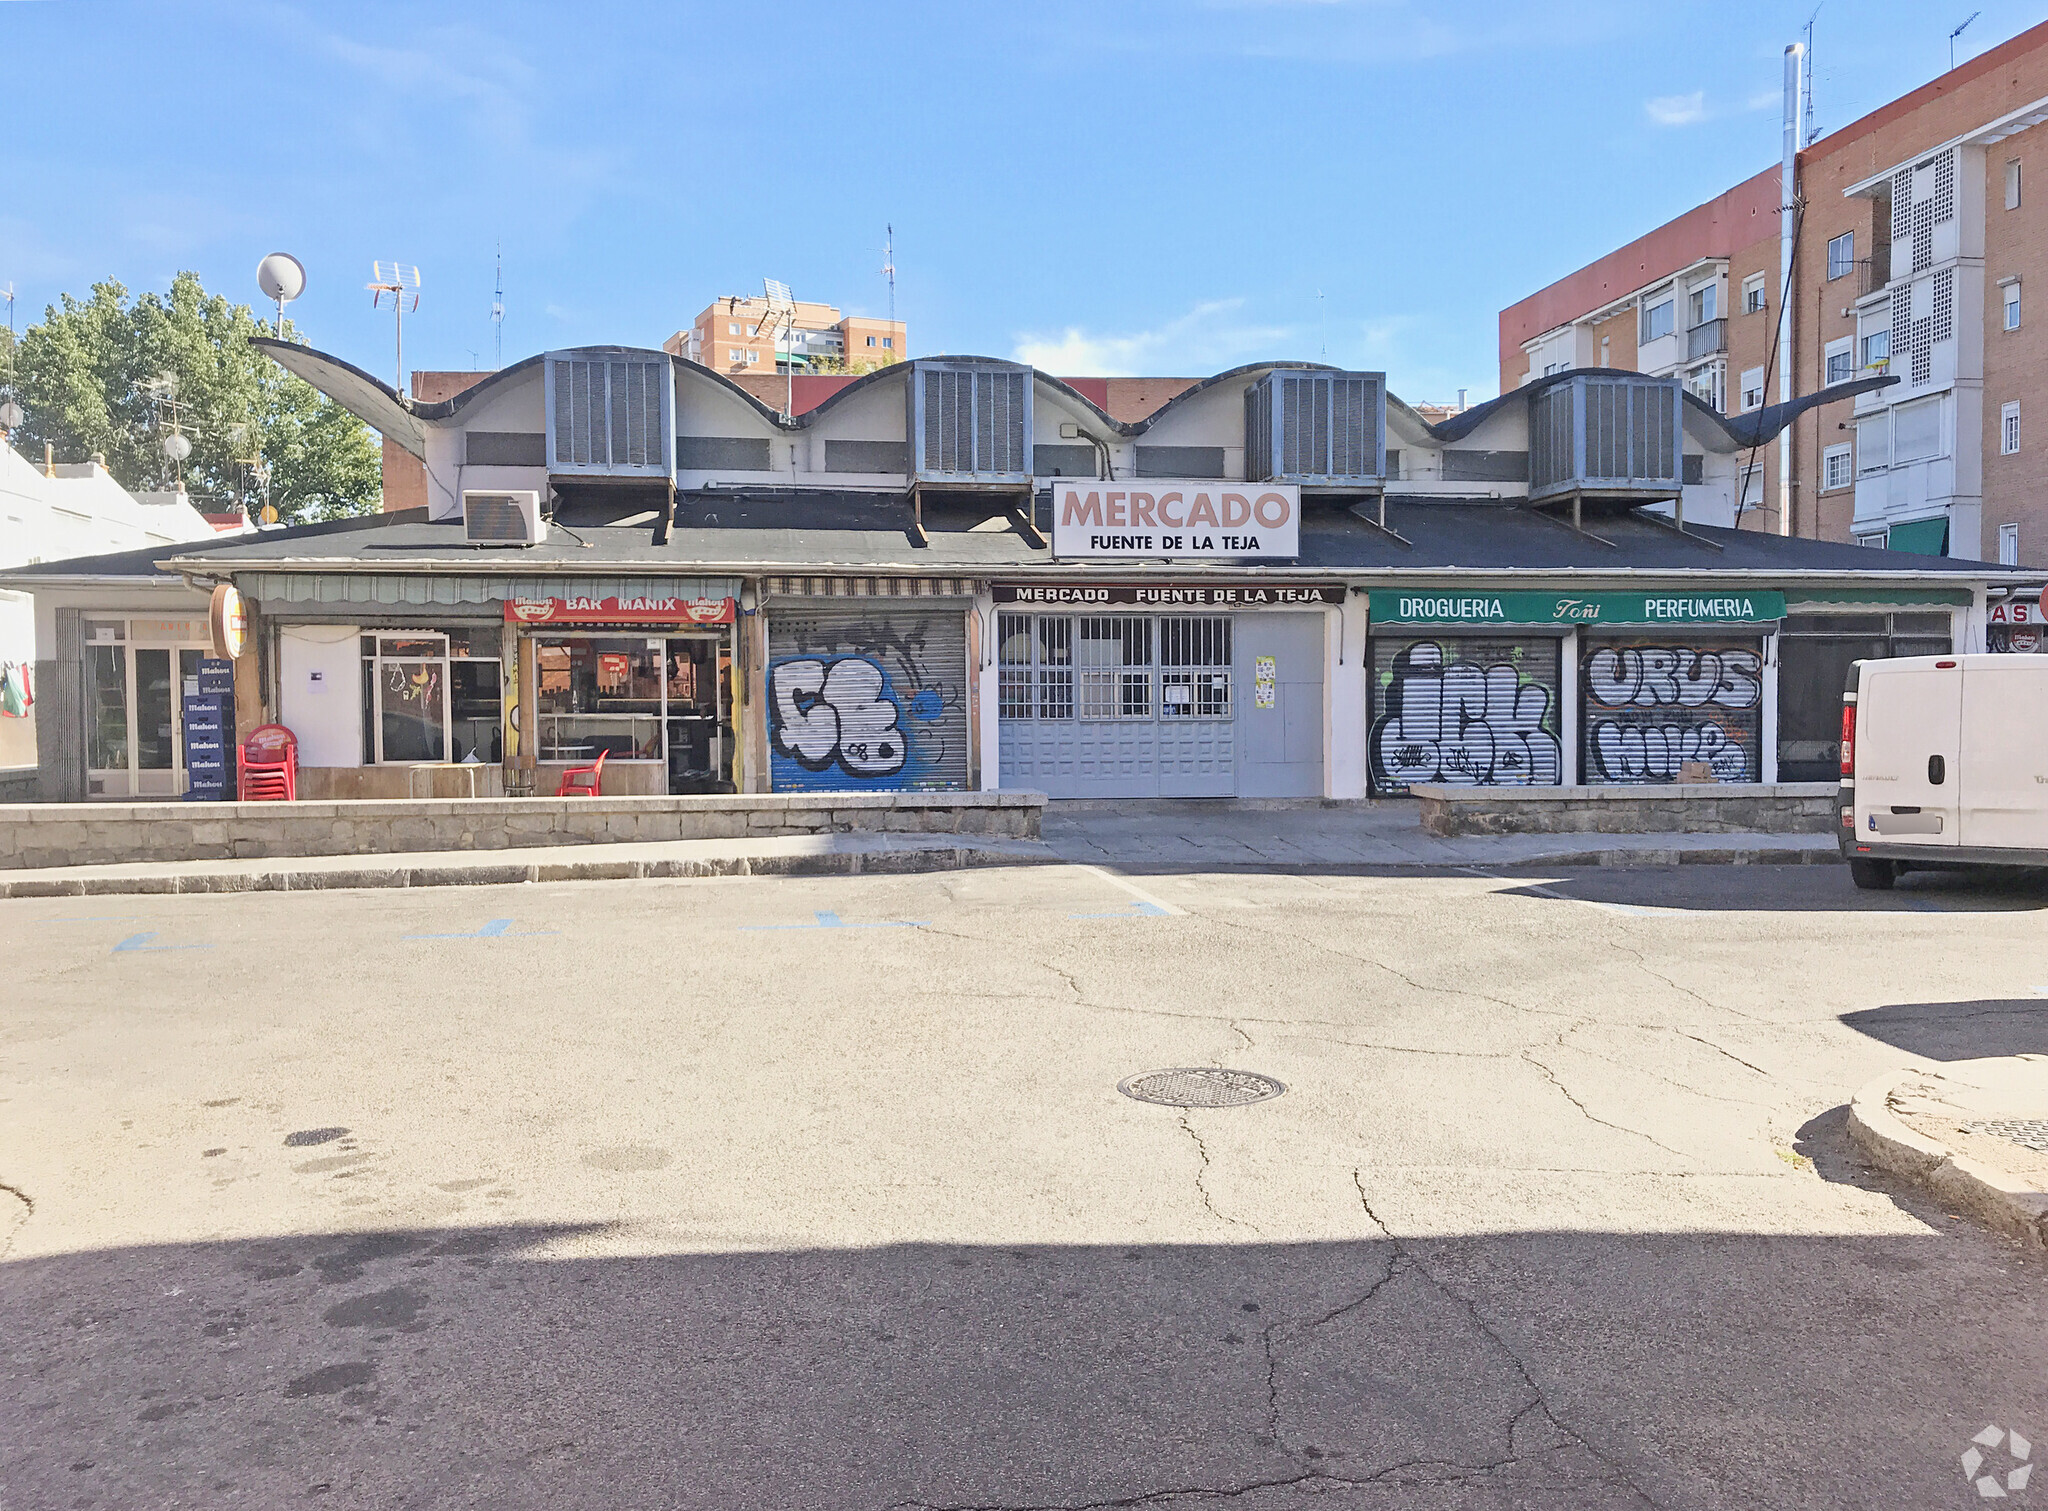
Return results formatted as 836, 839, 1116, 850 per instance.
1779, 42, 1805, 536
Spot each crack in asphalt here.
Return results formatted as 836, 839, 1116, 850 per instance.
1350, 1172, 1662, 1508
1175, 1113, 1257, 1234
0, 1179, 34, 1261
1550, 1022, 1774, 1112
1517, 1048, 1697, 1164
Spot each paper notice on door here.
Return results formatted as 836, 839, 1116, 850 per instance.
1254, 655, 1277, 710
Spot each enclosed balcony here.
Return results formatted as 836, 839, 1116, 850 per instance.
1526, 372, 1684, 504
1685, 317, 1727, 363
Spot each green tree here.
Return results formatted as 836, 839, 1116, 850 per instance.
6, 271, 380, 524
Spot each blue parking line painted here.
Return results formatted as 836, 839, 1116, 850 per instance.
740, 910, 928, 932
403, 918, 557, 941
112, 932, 212, 954
1069, 902, 1171, 920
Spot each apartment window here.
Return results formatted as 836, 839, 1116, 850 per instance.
1825, 337, 1854, 386
1822, 443, 1853, 491
1688, 283, 1717, 327
1861, 328, 1890, 367
1856, 531, 1888, 548
866, 335, 877, 347
1827, 232, 1856, 281
1740, 366, 1766, 411
882, 337, 893, 349
1857, 415, 1890, 474
1543, 361, 1568, 376
2008, 159, 2023, 210
1641, 299, 1674, 342
2003, 400, 2022, 455
2000, 522, 2021, 564
1742, 273, 1767, 314
2004, 280, 2022, 331
1895, 396, 1945, 462
728, 322, 741, 336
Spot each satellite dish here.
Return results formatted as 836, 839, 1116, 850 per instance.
257, 253, 306, 336
163, 432, 193, 462
0, 399, 21, 431
257, 253, 305, 303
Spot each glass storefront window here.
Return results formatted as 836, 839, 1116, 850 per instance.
135, 647, 175, 770
87, 644, 128, 771
358, 630, 502, 764
535, 637, 665, 761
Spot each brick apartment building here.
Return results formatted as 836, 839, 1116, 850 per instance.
663, 296, 905, 379
1502, 18, 2048, 565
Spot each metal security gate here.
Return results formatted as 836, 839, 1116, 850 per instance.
766, 601, 970, 791
1579, 635, 1764, 784
1369, 634, 1564, 796
998, 612, 1236, 797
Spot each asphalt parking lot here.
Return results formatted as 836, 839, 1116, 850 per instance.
5, 860, 2048, 1509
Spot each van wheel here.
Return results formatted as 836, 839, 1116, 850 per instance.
1849, 857, 1897, 890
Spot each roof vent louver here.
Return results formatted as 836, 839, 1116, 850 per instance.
1244, 371, 1385, 484
1526, 373, 1683, 501
544, 348, 676, 482
909, 359, 1032, 484
462, 489, 546, 546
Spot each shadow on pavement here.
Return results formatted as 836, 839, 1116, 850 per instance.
1841, 998, 2048, 1061
4, 1221, 2043, 1509
1491, 864, 2048, 914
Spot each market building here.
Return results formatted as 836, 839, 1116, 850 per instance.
3, 340, 2040, 806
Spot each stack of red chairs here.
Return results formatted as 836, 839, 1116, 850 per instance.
237, 724, 299, 802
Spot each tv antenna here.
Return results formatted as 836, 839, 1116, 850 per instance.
256, 253, 305, 337
762, 277, 796, 414
1803, 5, 1821, 145
881, 224, 896, 332
492, 240, 504, 367
2, 282, 14, 338
1951, 11, 1980, 70
366, 260, 421, 394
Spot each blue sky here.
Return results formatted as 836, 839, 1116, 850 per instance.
7, 0, 2048, 403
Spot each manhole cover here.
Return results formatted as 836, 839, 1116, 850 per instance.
1964, 1118, 2048, 1153
1118, 1068, 1285, 1108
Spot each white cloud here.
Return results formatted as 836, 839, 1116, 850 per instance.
1645, 90, 1707, 127
1012, 299, 1295, 375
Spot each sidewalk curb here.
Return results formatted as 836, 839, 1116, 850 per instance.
0, 843, 1057, 898
1846, 1067, 2048, 1248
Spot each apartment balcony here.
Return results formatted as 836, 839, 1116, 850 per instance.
1685, 317, 1727, 363
1856, 252, 1891, 300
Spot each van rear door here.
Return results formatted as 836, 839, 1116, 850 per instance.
1854, 658, 1962, 848
1959, 655, 2048, 850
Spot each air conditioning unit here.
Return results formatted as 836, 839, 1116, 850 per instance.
463, 490, 547, 546
544, 347, 676, 481
909, 359, 1033, 483
1244, 370, 1386, 484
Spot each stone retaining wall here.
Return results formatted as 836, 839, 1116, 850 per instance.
0, 791, 1045, 870
1412, 783, 1836, 837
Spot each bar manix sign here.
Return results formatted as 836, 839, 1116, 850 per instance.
1051, 482, 1300, 561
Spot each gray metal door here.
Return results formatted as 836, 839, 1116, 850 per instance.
998, 611, 1236, 798
1236, 613, 1324, 797
767, 601, 969, 791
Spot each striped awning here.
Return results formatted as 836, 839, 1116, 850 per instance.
239, 572, 743, 614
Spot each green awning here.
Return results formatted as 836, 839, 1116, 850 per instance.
1886, 517, 1949, 556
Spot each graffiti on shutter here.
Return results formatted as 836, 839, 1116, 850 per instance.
767, 605, 968, 791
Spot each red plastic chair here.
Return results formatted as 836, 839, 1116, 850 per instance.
237, 724, 299, 802
555, 747, 606, 797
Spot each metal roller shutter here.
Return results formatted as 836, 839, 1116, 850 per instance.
1369, 635, 1564, 796
766, 602, 970, 792
1580, 636, 1764, 785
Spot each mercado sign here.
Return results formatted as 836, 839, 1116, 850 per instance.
504, 594, 736, 625
1369, 590, 1787, 627
1050, 482, 1300, 561
991, 582, 1342, 607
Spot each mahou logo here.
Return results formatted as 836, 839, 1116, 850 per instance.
508, 601, 556, 623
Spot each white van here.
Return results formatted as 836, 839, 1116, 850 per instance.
1839, 653, 2048, 888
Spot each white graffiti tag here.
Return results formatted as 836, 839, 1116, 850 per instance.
1371, 642, 1561, 788
1585, 646, 1761, 709
770, 657, 908, 777
1590, 721, 1749, 782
